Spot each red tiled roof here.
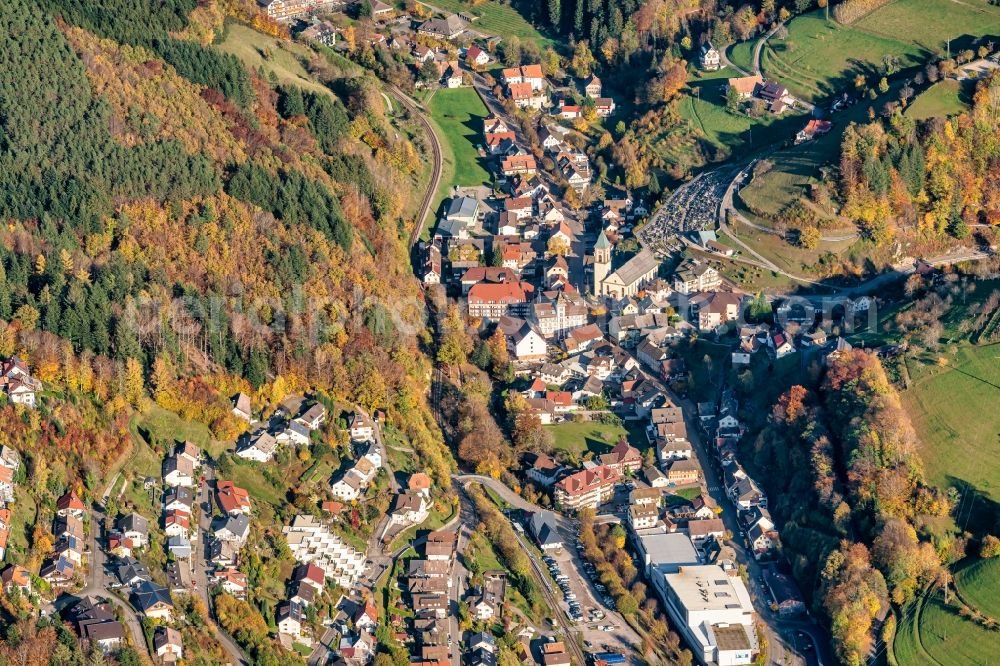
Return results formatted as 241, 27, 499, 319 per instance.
468, 281, 530, 306
555, 465, 620, 496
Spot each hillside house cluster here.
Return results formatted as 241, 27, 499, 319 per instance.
725, 74, 796, 114
0, 445, 21, 563
277, 562, 329, 646
330, 410, 384, 501
236, 399, 325, 462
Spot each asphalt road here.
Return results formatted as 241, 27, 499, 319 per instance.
78, 504, 148, 654
196, 461, 250, 666
454, 475, 642, 656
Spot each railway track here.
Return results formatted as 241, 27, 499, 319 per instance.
385, 85, 443, 248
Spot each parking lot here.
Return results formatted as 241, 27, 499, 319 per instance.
539, 519, 642, 655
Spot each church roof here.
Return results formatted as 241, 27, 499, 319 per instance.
594, 229, 611, 250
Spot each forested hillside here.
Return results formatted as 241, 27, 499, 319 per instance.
749, 351, 952, 663
0, 0, 451, 483
840, 74, 1000, 243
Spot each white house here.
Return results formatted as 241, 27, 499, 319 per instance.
349, 411, 376, 442
235, 431, 278, 463
162, 456, 195, 488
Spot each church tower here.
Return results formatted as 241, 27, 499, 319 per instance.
592, 229, 611, 297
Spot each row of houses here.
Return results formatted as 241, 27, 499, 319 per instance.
402, 531, 461, 664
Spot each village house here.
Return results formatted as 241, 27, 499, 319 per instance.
235, 430, 278, 462
667, 459, 701, 485
299, 20, 337, 47
583, 74, 602, 98
498, 317, 547, 362
132, 581, 174, 620
425, 531, 458, 561
154, 627, 183, 663
554, 465, 621, 511
599, 439, 643, 475
529, 510, 563, 551
390, 492, 430, 525
501, 154, 538, 177
594, 97, 616, 117
163, 455, 195, 487
1, 565, 29, 598
629, 503, 661, 531
465, 45, 490, 66
689, 291, 745, 331
795, 119, 833, 144
419, 14, 466, 40
507, 82, 547, 110
295, 402, 327, 430
56, 491, 86, 519
502, 64, 545, 90
217, 481, 252, 516
468, 280, 532, 320
687, 518, 725, 543
213, 568, 249, 597
231, 393, 252, 422
66, 598, 126, 654
700, 42, 721, 70
672, 258, 722, 294
726, 74, 763, 99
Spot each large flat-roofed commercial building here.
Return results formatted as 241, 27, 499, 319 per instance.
658, 565, 757, 666
635, 532, 700, 576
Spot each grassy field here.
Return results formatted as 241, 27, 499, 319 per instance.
854, 0, 1000, 51
682, 67, 807, 160
726, 41, 756, 74
427, 87, 491, 213
219, 23, 334, 96
905, 79, 970, 120
894, 557, 1000, 665
957, 556, 1000, 620
134, 405, 226, 456
422, 0, 556, 49
545, 420, 646, 459
723, 217, 859, 275
901, 343, 1000, 506
761, 11, 923, 103
738, 70, 914, 222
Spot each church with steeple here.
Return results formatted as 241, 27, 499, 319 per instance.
592, 229, 612, 296
591, 228, 660, 300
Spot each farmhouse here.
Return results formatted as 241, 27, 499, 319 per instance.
726, 75, 763, 99
418, 14, 466, 40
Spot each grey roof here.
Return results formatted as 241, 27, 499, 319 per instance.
529, 511, 562, 547
446, 196, 479, 220
289, 421, 311, 439
637, 532, 700, 570
115, 558, 151, 586
217, 513, 250, 538
436, 218, 466, 238
164, 486, 195, 508
132, 581, 173, 611
116, 513, 148, 535
609, 249, 658, 286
